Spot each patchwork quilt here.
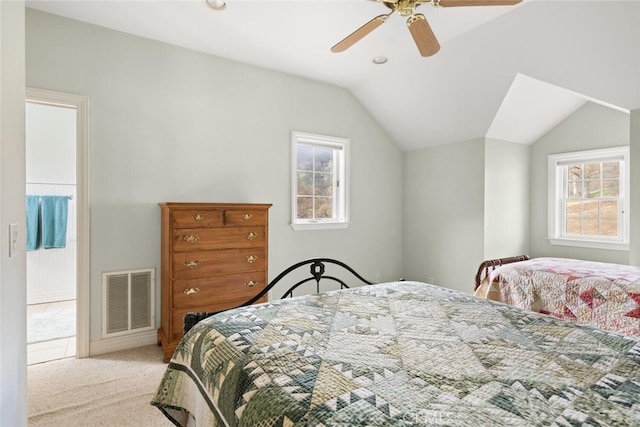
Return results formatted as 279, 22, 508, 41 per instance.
152, 281, 640, 426
475, 257, 640, 336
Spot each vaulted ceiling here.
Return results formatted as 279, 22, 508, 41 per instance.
25, 0, 640, 150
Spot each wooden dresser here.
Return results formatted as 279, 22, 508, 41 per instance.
157, 202, 271, 362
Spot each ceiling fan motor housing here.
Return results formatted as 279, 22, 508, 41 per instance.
384, 0, 425, 16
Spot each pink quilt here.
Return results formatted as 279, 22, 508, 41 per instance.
475, 257, 640, 336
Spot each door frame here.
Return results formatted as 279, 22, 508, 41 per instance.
26, 87, 90, 358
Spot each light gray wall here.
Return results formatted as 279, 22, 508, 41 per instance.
26, 103, 76, 183
25, 9, 403, 344
0, 1, 27, 425
484, 138, 530, 259
403, 99, 632, 293
630, 109, 640, 265
402, 139, 485, 293
529, 102, 630, 264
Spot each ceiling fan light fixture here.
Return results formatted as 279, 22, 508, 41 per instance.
205, 0, 226, 11
372, 56, 388, 65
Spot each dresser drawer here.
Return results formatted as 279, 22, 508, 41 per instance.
224, 209, 268, 226
171, 209, 223, 228
172, 226, 266, 252
172, 271, 266, 309
172, 247, 266, 280
170, 295, 268, 340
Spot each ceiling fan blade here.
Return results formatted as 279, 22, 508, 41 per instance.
434, 0, 522, 6
407, 14, 440, 57
331, 14, 390, 53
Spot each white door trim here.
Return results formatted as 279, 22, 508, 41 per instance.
25, 87, 90, 358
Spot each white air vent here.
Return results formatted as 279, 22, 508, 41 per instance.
102, 268, 155, 338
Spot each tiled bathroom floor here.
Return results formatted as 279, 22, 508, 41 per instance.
27, 300, 76, 365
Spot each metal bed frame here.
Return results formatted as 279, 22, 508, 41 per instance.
474, 255, 529, 291
183, 258, 373, 334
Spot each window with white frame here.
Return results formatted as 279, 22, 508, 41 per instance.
291, 131, 349, 230
548, 146, 629, 250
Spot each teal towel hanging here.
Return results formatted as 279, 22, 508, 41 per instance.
40, 196, 68, 249
26, 195, 40, 251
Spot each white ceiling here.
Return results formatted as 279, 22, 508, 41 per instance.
25, 0, 640, 150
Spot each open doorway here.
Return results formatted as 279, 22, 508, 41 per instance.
25, 88, 89, 364
25, 101, 77, 364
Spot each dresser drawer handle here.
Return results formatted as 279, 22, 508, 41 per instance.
245, 255, 258, 264
245, 232, 258, 240
183, 235, 200, 243
183, 287, 200, 296
184, 260, 200, 268
241, 213, 253, 221
244, 281, 258, 288
192, 214, 205, 221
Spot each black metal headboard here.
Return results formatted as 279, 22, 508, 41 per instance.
183, 258, 373, 334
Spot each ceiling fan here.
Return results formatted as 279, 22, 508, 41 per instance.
331, 0, 523, 57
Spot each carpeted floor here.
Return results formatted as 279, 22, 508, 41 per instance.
27, 344, 174, 426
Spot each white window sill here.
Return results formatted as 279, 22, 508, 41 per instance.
547, 237, 629, 251
291, 222, 350, 231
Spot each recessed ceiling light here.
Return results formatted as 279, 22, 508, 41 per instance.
372, 56, 388, 65
205, 0, 226, 11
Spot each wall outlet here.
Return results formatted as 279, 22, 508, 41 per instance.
375, 273, 380, 282
427, 276, 434, 284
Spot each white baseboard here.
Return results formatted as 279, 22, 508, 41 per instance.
89, 330, 158, 357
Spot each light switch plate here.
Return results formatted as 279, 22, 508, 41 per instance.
9, 223, 18, 258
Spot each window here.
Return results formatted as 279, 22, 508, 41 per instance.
291, 131, 349, 230
548, 146, 629, 250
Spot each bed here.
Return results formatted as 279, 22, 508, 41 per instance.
152, 258, 640, 426
475, 256, 640, 337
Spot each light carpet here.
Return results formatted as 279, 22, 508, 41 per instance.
28, 344, 174, 426
28, 309, 75, 344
